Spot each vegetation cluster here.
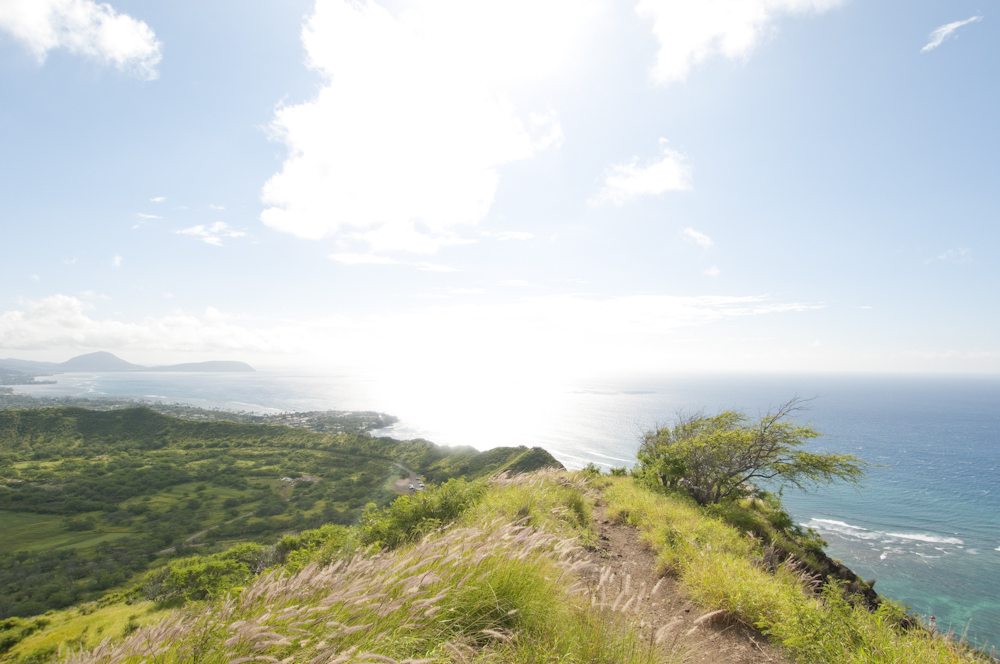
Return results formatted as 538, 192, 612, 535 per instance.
0, 407, 558, 620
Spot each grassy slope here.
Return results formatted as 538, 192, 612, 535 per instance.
5, 471, 661, 664
0, 408, 561, 620
600, 476, 990, 663
4, 463, 987, 663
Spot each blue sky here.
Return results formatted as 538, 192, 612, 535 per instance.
1, 0, 997, 376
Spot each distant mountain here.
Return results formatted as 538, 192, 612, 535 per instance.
0, 351, 255, 374
59, 351, 145, 372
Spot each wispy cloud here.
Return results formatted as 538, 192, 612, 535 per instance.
593, 139, 691, 205
925, 247, 971, 264
0, 0, 162, 79
922, 16, 983, 53
137, 212, 162, 219
209, 204, 225, 210
330, 253, 457, 272
176, 222, 246, 246
683, 227, 713, 249
63, 258, 77, 265
487, 231, 535, 241
150, 196, 165, 202
112, 255, 122, 268
502, 279, 543, 289
704, 266, 720, 277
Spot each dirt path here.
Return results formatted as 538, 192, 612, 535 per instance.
587, 502, 789, 664
156, 512, 254, 554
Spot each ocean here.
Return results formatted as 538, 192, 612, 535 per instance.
12, 370, 1000, 648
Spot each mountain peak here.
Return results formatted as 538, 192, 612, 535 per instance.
58, 352, 144, 372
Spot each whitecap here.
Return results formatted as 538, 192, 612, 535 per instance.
806, 518, 882, 540
885, 532, 964, 545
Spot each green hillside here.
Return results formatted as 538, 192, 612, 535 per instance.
1, 468, 989, 664
0, 407, 560, 619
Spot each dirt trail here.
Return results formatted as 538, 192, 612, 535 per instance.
587, 502, 789, 664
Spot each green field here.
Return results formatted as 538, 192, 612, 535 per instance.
0, 406, 561, 619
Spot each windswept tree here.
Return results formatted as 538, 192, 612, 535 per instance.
636, 398, 867, 505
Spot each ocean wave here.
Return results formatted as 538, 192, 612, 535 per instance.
886, 533, 964, 545
803, 518, 882, 540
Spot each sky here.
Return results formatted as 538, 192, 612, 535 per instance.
1, 0, 998, 378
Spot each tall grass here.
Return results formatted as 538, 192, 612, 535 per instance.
603, 477, 990, 663
56, 472, 673, 664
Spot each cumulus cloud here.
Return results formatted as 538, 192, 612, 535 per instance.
0, 295, 293, 353
0, 292, 820, 373
683, 227, 714, 248
176, 222, 246, 247
330, 253, 457, 272
0, 0, 162, 79
921, 16, 982, 53
260, 0, 594, 253
636, 0, 842, 85
594, 139, 691, 205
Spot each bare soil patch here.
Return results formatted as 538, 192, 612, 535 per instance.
586, 502, 790, 664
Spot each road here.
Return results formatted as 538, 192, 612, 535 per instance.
391, 463, 422, 494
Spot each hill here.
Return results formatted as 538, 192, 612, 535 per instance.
0, 407, 560, 620
1, 469, 990, 664
0, 352, 255, 374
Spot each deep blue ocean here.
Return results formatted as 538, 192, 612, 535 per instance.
13, 371, 1000, 647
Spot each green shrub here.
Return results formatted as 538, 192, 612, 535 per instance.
359, 477, 486, 549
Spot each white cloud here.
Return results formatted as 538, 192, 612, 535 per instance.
30, 274, 40, 281
330, 253, 457, 272
704, 266, 720, 277
922, 16, 982, 53
683, 227, 714, 248
447, 288, 485, 295
502, 279, 543, 288
594, 139, 692, 205
63, 258, 77, 265
209, 204, 225, 210
137, 212, 161, 219
150, 196, 165, 202
176, 222, 246, 247
0, 292, 820, 373
0, 295, 293, 353
925, 248, 971, 264
0, 0, 162, 79
330, 253, 400, 266
495, 231, 534, 241
260, 0, 594, 253
636, 0, 842, 85
111, 254, 122, 267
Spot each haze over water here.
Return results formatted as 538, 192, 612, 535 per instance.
15, 369, 1000, 647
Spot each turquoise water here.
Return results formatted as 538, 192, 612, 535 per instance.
13, 371, 1000, 647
